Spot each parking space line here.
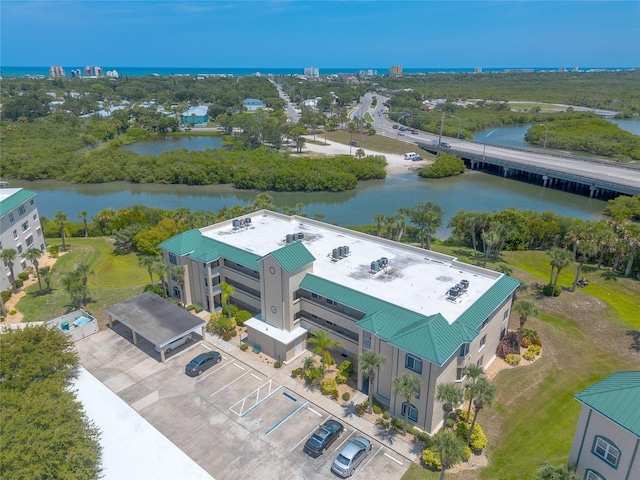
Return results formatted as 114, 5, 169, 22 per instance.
194, 359, 233, 383
384, 452, 404, 466
237, 381, 283, 417
209, 370, 252, 396
250, 373, 262, 381
232, 362, 245, 371
201, 344, 211, 351
360, 445, 383, 473
306, 406, 323, 417
265, 400, 309, 436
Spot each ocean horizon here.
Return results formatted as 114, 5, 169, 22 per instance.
1, 66, 634, 78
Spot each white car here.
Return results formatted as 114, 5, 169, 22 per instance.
155, 334, 192, 354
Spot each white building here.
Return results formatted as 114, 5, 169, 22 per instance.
160, 211, 519, 433
0, 189, 46, 292
304, 66, 319, 77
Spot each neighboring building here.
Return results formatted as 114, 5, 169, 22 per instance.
159, 211, 519, 434
358, 69, 378, 76
70, 69, 82, 78
49, 66, 65, 79
304, 66, 319, 77
243, 98, 266, 112
474, 67, 483, 74
84, 65, 103, 77
181, 106, 209, 125
569, 371, 640, 480
106, 70, 120, 78
389, 65, 403, 76
0, 188, 46, 292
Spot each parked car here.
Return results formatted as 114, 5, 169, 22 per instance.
411, 129, 418, 134
155, 333, 192, 354
392, 124, 399, 129
350, 141, 358, 147
303, 419, 344, 457
331, 436, 372, 477
441, 141, 451, 148
397, 131, 405, 136
185, 351, 221, 376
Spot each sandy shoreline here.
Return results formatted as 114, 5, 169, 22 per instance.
300, 137, 430, 175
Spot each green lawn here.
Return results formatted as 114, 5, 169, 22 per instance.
323, 130, 428, 156
17, 237, 148, 324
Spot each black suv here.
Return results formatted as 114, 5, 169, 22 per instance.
303, 419, 344, 457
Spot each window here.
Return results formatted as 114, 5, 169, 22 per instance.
311, 292, 318, 299
36, 227, 42, 236
20, 261, 27, 270
21, 221, 29, 232
401, 403, 418, 422
585, 470, 605, 480
18, 205, 26, 216
25, 236, 34, 247
168, 253, 177, 265
479, 335, 487, 350
16, 245, 23, 255
456, 368, 465, 381
413, 385, 420, 400
30, 199, 34, 205
459, 343, 469, 357
477, 356, 484, 368
9, 213, 14, 222
593, 436, 620, 468
12, 230, 18, 239
479, 318, 489, 330
33, 214, 38, 220
344, 306, 351, 314
326, 298, 336, 306
503, 309, 510, 320
405, 354, 422, 374
40, 244, 45, 251
173, 286, 181, 299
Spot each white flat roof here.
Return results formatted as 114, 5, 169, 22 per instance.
74, 367, 214, 480
201, 212, 500, 323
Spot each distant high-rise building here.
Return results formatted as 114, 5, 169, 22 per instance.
70, 69, 82, 78
84, 65, 103, 77
358, 69, 378, 76
49, 66, 65, 79
389, 65, 402, 76
474, 67, 483, 74
106, 70, 120, 78
304, 66, 319, 77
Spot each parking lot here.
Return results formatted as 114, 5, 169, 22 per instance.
77, 326, 412, 480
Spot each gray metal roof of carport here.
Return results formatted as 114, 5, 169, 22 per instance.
105, 291, 206, 362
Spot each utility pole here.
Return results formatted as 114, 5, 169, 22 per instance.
437, 111, 445, 155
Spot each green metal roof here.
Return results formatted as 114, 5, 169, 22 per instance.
574, 371, 640, 438
299, 273, 519, 365
0, 189, 36, 217
159, 230, 260, 269
265, 241, 315, 273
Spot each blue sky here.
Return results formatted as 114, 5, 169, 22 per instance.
2, 0, 639, 68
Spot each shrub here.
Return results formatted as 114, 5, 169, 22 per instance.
230, 329, 237, 337
376, 417, 386, 427
542, 283, 562, 296
18, 272, 29, 281
335, 373, 347, 385
48, 245, 59, 258
331, 390, 339, 400
355, 403, 366, 416
463, 445, 473, 461
14, 279, 23, 289
222, 331, 232, 341
446, 417, 456, 429
393, 418, 405, 430
533, 337, 543, 347
235, 310, 252, 326
529, 344, 542, 355
305, 367, 323, 385
291, 367, 303, 377
422, 447, 442, 471
522, 328, 539, 342
505, 354, 521, 366
321, 378, 338, 395
383, 411, 391, 420
373, 404, 383, 415
186, 304, 196, 311
338, 360, 353, 377
523, 350, 536, 361
460, 423, 487, 452
497, 331, 519, 357
1, 290, 11, 303
143, 283, 165, 296
240, 343, 249, 352
407, 424, 415, 435
9, 310, 17, 315
521, 337, 531, 348
274, 361, 282, 369
414, 430, 431, 447
342, 392, 351, 401
457, 409, 475, 423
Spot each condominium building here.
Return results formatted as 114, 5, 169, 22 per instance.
84, 65, 103, 77
49, 66, 65, 79
304, 66, 319, 77
389, 65, 403, 76
159, 211, 519, 433
0, 189, 46, 292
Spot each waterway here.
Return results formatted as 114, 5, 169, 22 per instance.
120, 135, 225, 155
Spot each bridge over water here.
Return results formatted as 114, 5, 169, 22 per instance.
418, 140, 640, 198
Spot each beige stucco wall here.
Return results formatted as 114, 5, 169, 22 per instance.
569, 406, 640, 480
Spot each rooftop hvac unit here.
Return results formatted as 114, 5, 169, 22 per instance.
371, 260, 380, 272
297, 232, 304, 240
332, 248, 340, 260
449, 286, 461, 297
460, 279, 469, 289
338, 246, 345, 258
379, 257, 388, 267
343, 245, 350, 255
244, 218, 252, 225
232, 219, 241, 229
286, 234, 293, 243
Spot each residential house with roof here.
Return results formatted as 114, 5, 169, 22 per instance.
569, 371, 640, 480
181, 106, 209, 125
159, 211, 519, 433
243, 98, 265, 112
0, 188, 46, 292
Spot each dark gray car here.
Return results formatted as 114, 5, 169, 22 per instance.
185, 351, 221, 376
331, 436, 372, 477
303, 419, 344, 457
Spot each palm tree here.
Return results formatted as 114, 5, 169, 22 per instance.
436, 383, 463, 429
0, 248, 18, 292
571, 239, 597, 292
77, 210, 89, 237
172, 265, 186, 303
373, 214, 384, 237
0, 291, 6, 317
467, 377, 496, 446
513, 299, 539, 351
22, 247, 44, 294
40, 266, 54, 293
548, 247, 573, 291
152, 258, 168, 297
53, 210, 69, 251
431, 430, 468, 480
76, 263, 93, 306
393, 373, 422, 435
220, 282, 235, 318
535, 462, 578, 480
462, 364, 485, 418
307, 330, 342, 375
359, 351, 386, 414
138, 255, 157, 285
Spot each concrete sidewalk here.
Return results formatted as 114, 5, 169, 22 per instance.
204, 331, 423, 465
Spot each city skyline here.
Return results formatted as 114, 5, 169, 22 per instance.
1, 1, 639, 69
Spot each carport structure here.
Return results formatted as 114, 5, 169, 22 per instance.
106, 292, 207, 363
